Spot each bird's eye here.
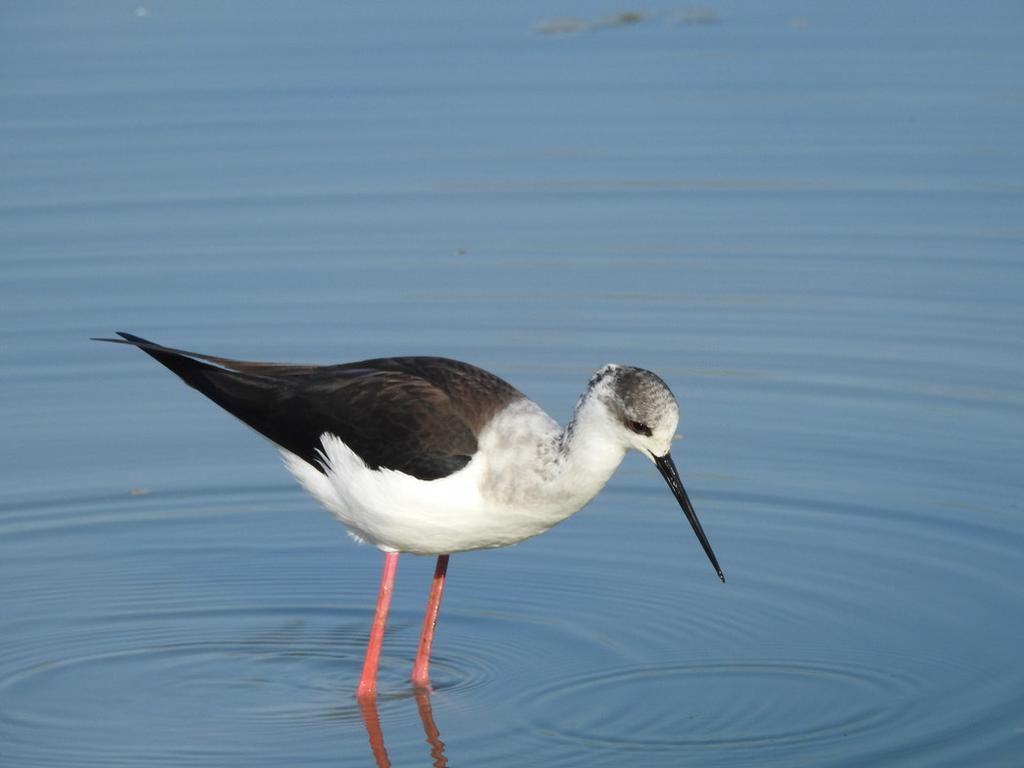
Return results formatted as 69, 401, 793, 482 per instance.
627, 420, 652, 437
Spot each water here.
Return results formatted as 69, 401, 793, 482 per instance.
2, 2, 1023, 765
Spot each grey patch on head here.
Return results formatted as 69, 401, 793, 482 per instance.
563, 364, 678, 451
602, 366, 677, 427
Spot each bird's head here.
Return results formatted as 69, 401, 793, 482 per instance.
592, 364, 680, 457
588, 364, 724, 583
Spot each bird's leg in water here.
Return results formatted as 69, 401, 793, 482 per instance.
411, 554, 450, 689
358, 552, 400, 699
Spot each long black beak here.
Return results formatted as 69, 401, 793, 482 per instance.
654, 453, 725, 583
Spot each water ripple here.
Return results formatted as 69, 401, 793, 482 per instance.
2, 448, 1023, 766
526, 659, 918, 750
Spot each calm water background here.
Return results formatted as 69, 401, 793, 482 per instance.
2, 2, 1023, 766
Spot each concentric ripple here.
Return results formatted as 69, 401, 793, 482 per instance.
0, 488, 622, 765
4, 453, 1024, 768
527, 659, 917, 751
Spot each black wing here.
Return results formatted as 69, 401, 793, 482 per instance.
96, 332, 519, 481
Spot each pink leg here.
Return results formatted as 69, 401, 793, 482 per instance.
411, 554, 449, 689
357, 551, 400, 700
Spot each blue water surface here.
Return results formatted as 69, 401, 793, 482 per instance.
2, 2, 1023, 766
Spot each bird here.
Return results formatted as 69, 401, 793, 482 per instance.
94, 331, 724, 699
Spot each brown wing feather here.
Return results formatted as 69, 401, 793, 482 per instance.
96, 332, 523, 481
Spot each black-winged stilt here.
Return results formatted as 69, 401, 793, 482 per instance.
95, 332, 724, 698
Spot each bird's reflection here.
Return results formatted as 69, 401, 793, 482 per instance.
359, 689, 448, 768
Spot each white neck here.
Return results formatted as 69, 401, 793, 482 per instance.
477, 393, 627, 519
556, 392, 628, 508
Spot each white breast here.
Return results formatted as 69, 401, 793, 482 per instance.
280, 398, 626, 555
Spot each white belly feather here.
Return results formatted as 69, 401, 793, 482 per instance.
280, 399, 624, 555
